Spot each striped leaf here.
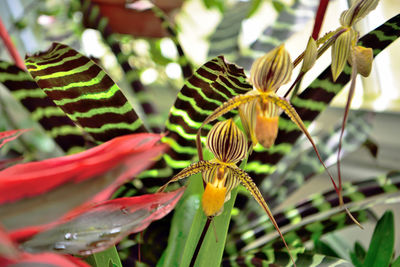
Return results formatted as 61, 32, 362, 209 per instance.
222, 250, 352, 266
0, 61, 86, 154
208, 1, 251, 59
25, 42, 147, 144
162, 55, 252, 173
236, 0, 320, 69
225, 171, 400, 254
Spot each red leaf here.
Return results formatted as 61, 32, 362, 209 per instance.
0, 133, 166, 231
19, 188, 185, 255
0, 253, 90, 267
0, 129, 29, 149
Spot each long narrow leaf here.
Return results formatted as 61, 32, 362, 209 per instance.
0, 133, 165, 231
20, 189, 184, 255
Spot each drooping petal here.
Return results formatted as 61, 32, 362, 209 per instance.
239, 91, 258, 146
19, 189, 184, 255
249, 44, 293, 92
331, 28, 354, 81
206, 119, 248, 164
226, 164, 295, 266
340, 0, 379, 27
0, 133, 165, 231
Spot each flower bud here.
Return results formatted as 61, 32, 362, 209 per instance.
301, 37, 318, 73
340, 0, 379, 27
250, 45, 293, 92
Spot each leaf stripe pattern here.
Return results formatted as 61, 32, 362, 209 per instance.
25, 42, 147, 144
0, 61, 86, 154
162, 56, 252, 171
151, 4, 193, 79
78, 0, 161, 132
222, 251, 352, 267
208, 2, 251, 58
225, 171, 400, 255
236, 0, 320, 68
246, 14, 400, 187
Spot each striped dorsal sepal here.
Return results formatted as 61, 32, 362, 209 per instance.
164, 56, 252, 172
0, 61, 86, 154
25, 42, 147, 144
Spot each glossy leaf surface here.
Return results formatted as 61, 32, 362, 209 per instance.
0, 133, 165, 231
21, 189, 184, 255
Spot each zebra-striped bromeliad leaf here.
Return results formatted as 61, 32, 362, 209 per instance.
0, 61, 86, 154
221, 249, 352, 267
159, 119, 296, 265
25, 42, 147, 144
226, 171, 400, 254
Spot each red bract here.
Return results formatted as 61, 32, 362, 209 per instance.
0, 129, 29, 149
18, 188, 185, 255
0, 133, 166, 232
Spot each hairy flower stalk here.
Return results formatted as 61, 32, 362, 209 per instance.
158, 119, 296, 265
195, 44, 362, 228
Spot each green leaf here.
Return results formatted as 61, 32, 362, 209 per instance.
180, 187, 238, 267
353, 242, 366, 262
157, 174, 202, 267
392, 255, 400, 267
85, 246, 122, 267
314, 238, 340, 258
364, 210, 394, 267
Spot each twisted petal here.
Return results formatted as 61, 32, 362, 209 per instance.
226, 164, 295, 265
157, 161, 219, 192
206, 119, 248, 164
250, 44, 293, 92
340, 0, 379, 27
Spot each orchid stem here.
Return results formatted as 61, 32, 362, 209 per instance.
190, 217, 212, 267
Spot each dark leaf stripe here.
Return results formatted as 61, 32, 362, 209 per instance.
25, 42, 147, 144
0, 60, 85, 153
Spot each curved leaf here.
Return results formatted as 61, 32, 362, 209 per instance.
20, 189, 184, 255
363, 210, 394, 267
0, 61, 85, 154
0, 133, 165, 231
25, 42, 147, 144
